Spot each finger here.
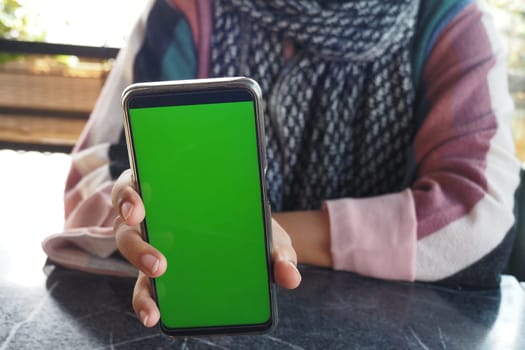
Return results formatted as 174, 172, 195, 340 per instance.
132, 271, 160, 327
273, 259, 301, 289
114, 216, 167, 277
111, 169, 145, 226
271, 220, 301, 289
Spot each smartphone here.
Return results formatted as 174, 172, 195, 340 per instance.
121, 77, 275, 336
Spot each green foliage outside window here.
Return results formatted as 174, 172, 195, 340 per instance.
1, 0, 42, 40
0, 0, 45, 63
487, 0, 525, 71
488, 0, 525, 160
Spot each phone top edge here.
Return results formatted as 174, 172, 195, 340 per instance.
121, 76, 262, 103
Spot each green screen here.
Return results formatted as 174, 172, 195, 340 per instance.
129, 99, 271, 330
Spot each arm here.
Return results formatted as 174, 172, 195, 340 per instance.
280, 3, 520, 287
273, 210, 332, 268
411, 2, 519, 285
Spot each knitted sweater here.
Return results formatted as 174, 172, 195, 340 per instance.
43, 0, 520, 289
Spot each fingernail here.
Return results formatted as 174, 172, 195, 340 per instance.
121, 201, 133, 220
139, 310, 149, 327
288, 260, 299, 272
141, 254, 159, 274
288, 260, 301, 279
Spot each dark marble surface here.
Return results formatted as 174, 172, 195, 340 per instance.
2, 152, 524, 349
1, 261, 524, 350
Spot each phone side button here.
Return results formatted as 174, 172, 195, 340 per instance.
263, 156, 268, 175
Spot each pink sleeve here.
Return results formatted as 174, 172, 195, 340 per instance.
41, 3, 153, 277
326, 190, 416, 280
327, 3, 520, 282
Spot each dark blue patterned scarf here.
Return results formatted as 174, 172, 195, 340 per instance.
210, 0, 420, 211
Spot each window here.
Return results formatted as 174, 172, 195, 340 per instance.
488, 1, 525, 162
0, 0, 146, 151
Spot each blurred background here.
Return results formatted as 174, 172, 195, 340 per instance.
0, 0, 523, 155
0, 0, 146, 152
489, 0, 525, 162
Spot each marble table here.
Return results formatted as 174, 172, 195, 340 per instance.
2, 151, 524, 349
1, 261, 524, 350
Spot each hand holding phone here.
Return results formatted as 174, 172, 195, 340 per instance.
120, 77, 276, 336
